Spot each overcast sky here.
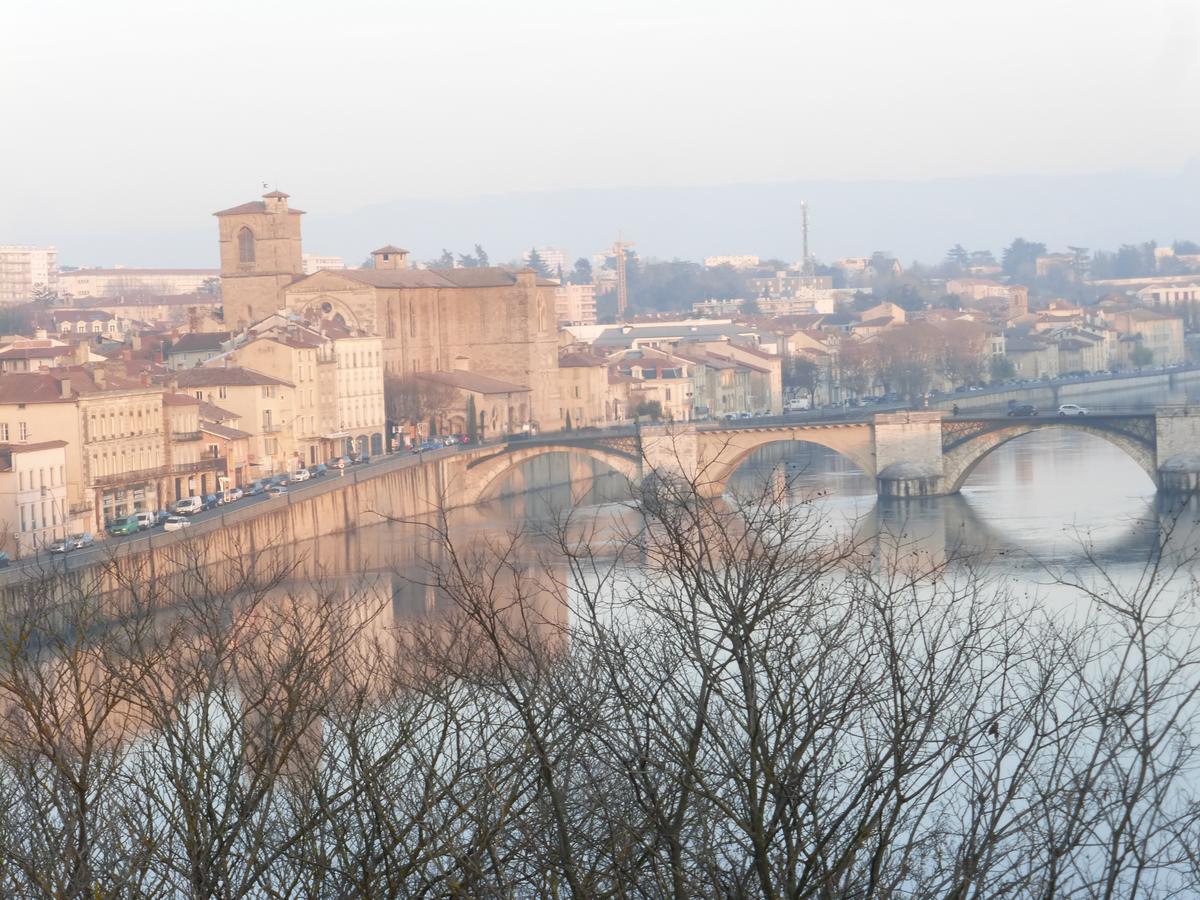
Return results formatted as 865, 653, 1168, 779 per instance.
3, 0, 1198, 261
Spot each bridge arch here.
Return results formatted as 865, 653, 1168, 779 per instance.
698, 425, 877, 495
456, 443, 642, 507
942, 422, 1158, 494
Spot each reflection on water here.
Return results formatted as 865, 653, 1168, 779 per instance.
265, 420, 1200, 621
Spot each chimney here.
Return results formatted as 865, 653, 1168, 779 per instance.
34, 328, 46, 340
59, 377, 71, 400
140, 371, 150, 387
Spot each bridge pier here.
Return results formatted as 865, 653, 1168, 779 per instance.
1156, 406, 1200, 494
873, 411, 947, 497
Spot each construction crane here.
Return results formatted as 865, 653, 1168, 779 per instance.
612, 237, 634, 319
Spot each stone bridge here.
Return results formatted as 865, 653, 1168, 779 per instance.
448, 407, 1200, 503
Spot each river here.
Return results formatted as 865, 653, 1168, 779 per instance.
248, 381, 1200, 627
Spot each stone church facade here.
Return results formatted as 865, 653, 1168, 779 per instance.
214, 192, 562, 430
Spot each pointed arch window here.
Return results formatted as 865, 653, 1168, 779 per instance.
237, 227, 255, 263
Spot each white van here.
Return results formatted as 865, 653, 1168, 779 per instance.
172, 496, 203, 516
132, 511, 155, 530
785, 397, 811, 412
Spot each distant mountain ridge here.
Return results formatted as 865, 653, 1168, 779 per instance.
50, 163, 1200, 269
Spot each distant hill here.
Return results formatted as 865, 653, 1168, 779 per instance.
307, 162, 1200, 268
49, 162, 1200, 269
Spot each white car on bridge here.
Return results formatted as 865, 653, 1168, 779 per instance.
1057, 404, 1089, 416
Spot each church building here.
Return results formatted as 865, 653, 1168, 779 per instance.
214, 191, 563, 431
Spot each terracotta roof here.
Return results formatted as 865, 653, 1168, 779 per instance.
202, 422, 252, 441
0, 373, 72, 404
176, 366, 293, 389
162, 392, 200, 406
0, 440, 68, 453
372, 245, 409, 255
0, 345, 70, 360
262, 190, 289, 199
213, 200, 305, 216
170, 332, 230, 354
412, 371, 530, 395
332, 266, 525, 290
197, 400, 238, 422
50, 309, 113, 321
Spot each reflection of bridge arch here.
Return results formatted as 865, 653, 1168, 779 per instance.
942, 420, 1158, 493
458, 443, 642, 506
699, 425, 876, 494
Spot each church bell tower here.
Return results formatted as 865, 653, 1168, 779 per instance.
214, 190, 304, 327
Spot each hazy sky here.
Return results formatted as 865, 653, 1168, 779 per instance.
3, 0, 1198, 261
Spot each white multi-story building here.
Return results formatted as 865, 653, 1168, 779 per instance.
554, 283, 597, 326
523, 246, 569, 276
703, 255, 760, 269
0, 245, 58, 304
0, 440, 70, 556
58, 268, 218, 298
302, 253, 346, 275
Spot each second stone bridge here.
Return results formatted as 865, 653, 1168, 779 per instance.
448, 408, 1200, 503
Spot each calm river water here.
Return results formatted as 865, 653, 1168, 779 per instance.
274, 382, 1200, 618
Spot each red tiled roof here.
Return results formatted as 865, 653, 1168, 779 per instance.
162, 392, 200, 406
0, 374, 71, 404
170, 332, 230, 353
176, 367, 293, 389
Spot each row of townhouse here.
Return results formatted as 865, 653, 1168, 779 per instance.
0, 367, 251, 554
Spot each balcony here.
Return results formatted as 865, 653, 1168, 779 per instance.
167, 457, 224, 477
91, 466, 170, 488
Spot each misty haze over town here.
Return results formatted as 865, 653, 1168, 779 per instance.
1, 2, 1200, 896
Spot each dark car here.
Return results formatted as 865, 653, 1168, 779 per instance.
202, 493, 221, 511
311, 463, 328, 478
246, 479, 268, 496
1007, 403, 1038, 417
352, 453, 370, 465
0, 551, 10, 568
270, 473, 291, 487
411, 441, 441, 454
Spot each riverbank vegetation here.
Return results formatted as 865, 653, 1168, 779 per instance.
0, 478, 1198, 896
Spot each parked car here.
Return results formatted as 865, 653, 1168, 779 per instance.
1058, 403, 1089, 416
223, 487, 244, 503
1007, 404, 1039, 417
270, 473, 291, 487
163, 516, 191, 532
411, 441, 441, 454
311, 463, 328, 478
246, 479, 268, 496
132, 511, 156, 530
154, 509, 173, 525
267, 484, 289, 497
443, 433, 469, 445
292, 468, 311, 482
172, 496, 204, 516
352, 453, 370, 466
202, 493, 221, 511
107, 515, 140, 537
50, 533, 94, 553
0, 551, 10, 568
